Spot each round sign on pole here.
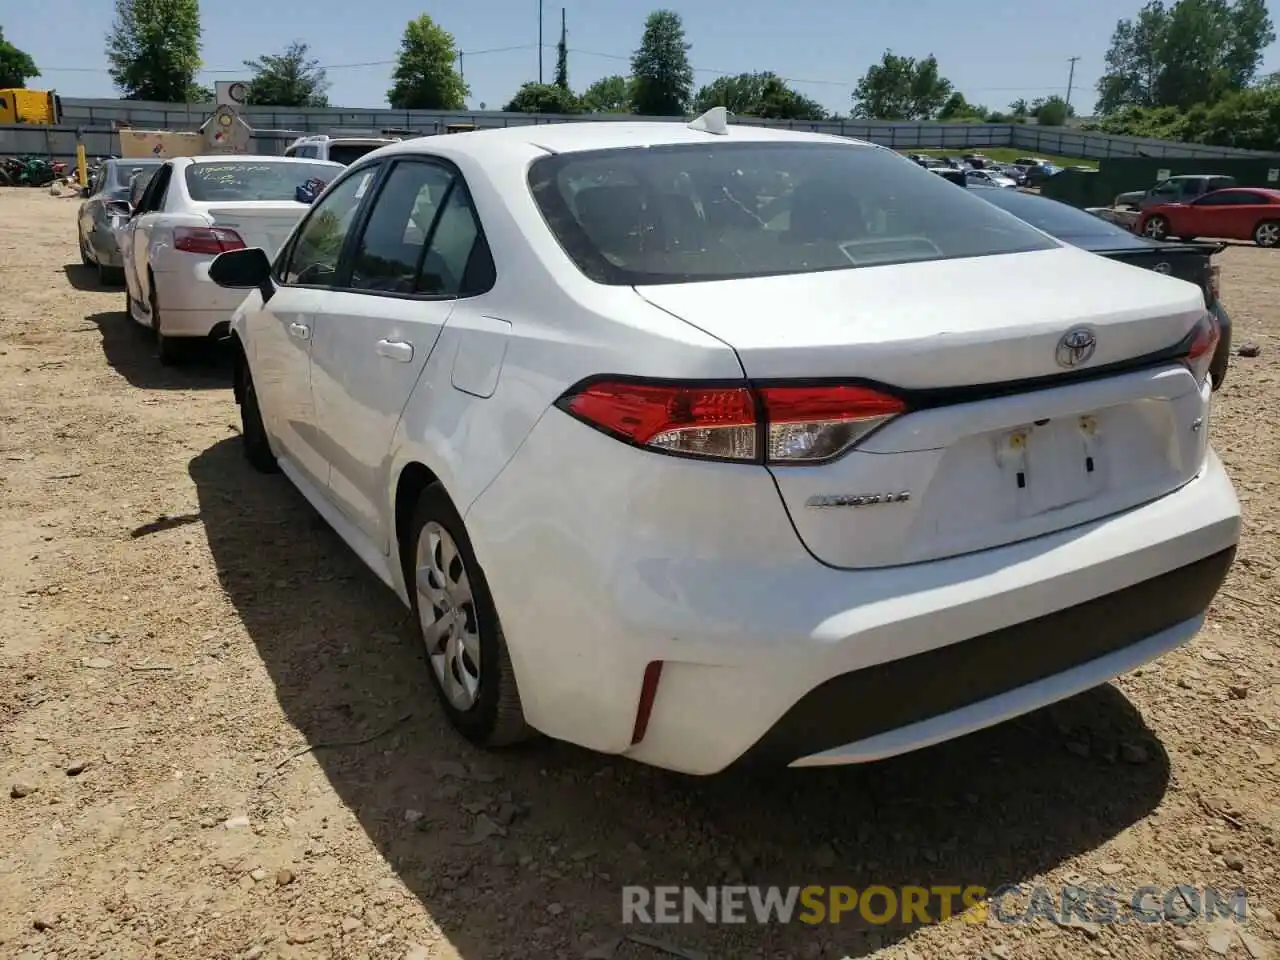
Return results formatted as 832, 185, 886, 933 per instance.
227, 82, 248, 104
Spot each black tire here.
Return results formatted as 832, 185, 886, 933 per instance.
403, 482, 531, 748
98, 262, 124, 286
237, 354, 279, 474
1143, 215, 1170, 241
1253, 220, 1280, 248
79, 234, 93, 267
151, 284, 184, 366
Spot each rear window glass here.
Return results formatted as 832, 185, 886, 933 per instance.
327, 144, 385, 166
528, 142, 1058, 285
184, 161, 340, 202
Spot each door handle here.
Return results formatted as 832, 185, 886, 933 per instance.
376, 339, 414, 362
288, 321, 311, 341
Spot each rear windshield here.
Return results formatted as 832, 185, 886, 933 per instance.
327, 143, 384, 166
527, 142, 1058, 285
184, 161, 340, 202
973, 188, 1140, 244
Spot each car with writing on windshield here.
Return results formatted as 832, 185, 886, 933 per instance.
1137, 187, 1280, 248
117, 154, 343, 364
76, 157, 164, 285
205, 112, 1238, 776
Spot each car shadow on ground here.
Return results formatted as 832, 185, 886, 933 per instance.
86, 310, 230, 390
190, 436, 1173, 959
63, 263, 113, 292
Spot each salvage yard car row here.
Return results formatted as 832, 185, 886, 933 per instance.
70, 115, 1241, 776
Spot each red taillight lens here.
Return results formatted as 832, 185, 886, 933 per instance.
174, 226, 246, 255
760, 384, 906, 463
557, 379, 906, 464
1184, 313, 1220, 385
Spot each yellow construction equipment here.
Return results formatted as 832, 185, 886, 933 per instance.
0, 88, 62, 125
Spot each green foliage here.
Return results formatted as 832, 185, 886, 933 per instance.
852, 51, 953, 120
504, 82, 581, 114
105, 0, 203, 102
1099, 84, 1280, 150
1096, 0, 1274, 114
554, 27, 568, 90
582, 74, 631, 113
629, 10, 694, 116
1031, 94, 1075, 126
387, 14, 468, 110
244, 41, 329, 108
0, 26, 40, 88
692, 72, 827, 120
936, 92, 988, 122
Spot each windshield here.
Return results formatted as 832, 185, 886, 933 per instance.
184, 161, 340, 202
327, 143, 385, 166
528, 142, 1058, 285
973, 188, 1142, 244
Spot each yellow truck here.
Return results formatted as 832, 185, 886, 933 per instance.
0, 89, 62, 125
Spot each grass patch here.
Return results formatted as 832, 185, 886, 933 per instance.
905, 148, 1097, 168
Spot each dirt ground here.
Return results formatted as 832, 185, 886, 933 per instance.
1, 186, 1278, 960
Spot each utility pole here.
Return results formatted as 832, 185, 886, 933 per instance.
538, 0, 544, 84
1066, 56, 1080, 109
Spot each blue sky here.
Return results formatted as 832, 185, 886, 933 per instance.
9, 0, 1280, 116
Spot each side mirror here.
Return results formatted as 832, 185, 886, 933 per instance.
209, 247, 276, 302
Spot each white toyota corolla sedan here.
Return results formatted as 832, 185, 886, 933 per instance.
117, 154, 343, 363
209, 110, 1240, 776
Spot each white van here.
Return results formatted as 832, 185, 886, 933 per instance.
283, 135, 399, 165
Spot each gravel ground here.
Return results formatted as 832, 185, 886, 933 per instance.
1, 186, 1278, 960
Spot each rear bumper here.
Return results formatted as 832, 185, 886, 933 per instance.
467, 403, 1241, 775
751, 545, 1234, 769
153, 266, 245, 338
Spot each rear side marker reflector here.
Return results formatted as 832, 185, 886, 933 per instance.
631, 661, 664, 745
556, 379, 906, 465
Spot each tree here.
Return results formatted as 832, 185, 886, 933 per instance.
0, 26, 40, 89
692, 72, 826, 120
554, 21, 568, 90
629, 10, 694, 116
1031, 94, 1075, 126
852, 51, 953, 120
937, 92, 988, 122
105, 0, 203, 102
582, 74, 631, 112
244, 41, 329, 107
1094, 0, 1274, 114
387, 14, 468, 110
504, 81, 581, 114
1008, 98, 1030, 116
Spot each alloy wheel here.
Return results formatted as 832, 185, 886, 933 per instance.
416, 521, 482, 711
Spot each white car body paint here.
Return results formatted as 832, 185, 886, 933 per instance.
226, 121, 1240, 775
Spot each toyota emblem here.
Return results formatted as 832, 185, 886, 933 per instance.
1153, 262, 1172, 274
1055, 327, 1097, 368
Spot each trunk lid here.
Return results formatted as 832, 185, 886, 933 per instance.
199, 201, 308, 257
1096, 241, 1221, 309
635, 246, 1211, 569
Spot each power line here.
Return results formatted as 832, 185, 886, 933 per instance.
36, 42, 1078, 96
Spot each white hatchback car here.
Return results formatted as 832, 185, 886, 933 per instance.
117, 154, 343, 363
209, 112, 1240, 776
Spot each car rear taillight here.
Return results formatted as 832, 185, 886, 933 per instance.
1183, 313, 1220, 385
174, 226, 246, 256
555, 379, 907, 465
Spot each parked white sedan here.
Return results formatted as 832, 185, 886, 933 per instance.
209, 113, 1240, 775
117, 154, 343, 363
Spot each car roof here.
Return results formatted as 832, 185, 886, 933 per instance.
177, 155, 345, 166
373, 120, 874, 159
1208, 186, 1280, 198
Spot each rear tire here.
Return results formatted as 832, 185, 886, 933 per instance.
1254, 220, 1279, 248
151, 284, 185, 366
403, 483, 532, 749
237, 355, 280, 474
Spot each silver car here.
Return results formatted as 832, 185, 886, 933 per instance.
76, 159, 164, 284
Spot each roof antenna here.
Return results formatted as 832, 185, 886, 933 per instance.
687, 106, 730, 135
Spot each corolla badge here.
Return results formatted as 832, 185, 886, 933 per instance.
806, 492, 911, 509
1055, 327, 1097, 368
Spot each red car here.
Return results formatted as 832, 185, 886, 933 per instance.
1137, 187, 1280, 247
